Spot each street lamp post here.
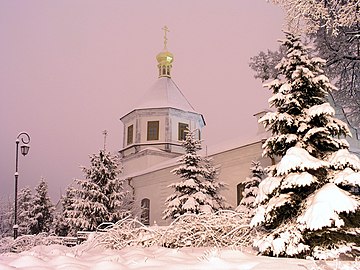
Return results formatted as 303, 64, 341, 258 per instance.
14, 132, 31, 239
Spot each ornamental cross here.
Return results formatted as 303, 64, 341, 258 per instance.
162, 25, 170, 49
102, 130, 108, 151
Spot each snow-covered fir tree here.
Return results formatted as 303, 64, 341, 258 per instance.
17, 187, 33, 236
69, 150, 131, 231
236, 161, 264, 221
163, 129, 229, 220
0, 197, 13, 237
29, 178, 55, 235
251, 32, 360, 258
54, 185, 77, 236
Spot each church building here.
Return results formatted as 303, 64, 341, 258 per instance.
119, 27, 360, 226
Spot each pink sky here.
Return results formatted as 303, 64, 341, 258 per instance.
0, 1, 284, 202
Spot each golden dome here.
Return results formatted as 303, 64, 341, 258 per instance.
156, 50, 174, 65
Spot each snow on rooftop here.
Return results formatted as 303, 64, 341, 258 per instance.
121, 134, 269, 179
134, 77, 196, 112
205, 133, 268, 157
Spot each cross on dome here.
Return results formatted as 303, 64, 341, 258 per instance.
102, 130, 108, 150
162, 25, 170, 50
157, 25, 174, 78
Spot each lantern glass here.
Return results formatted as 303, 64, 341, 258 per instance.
20, 145, 30, 156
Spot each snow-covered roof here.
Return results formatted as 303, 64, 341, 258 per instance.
121, 133, 268, 179
205, 133, 269, 156
134, 77, 196, 112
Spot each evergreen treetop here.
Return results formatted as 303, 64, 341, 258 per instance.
261, 32, 350, 159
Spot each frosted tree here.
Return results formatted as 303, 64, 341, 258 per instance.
269, 0, 359, 35
0, 197, 13, 237
201, 155, 230, 210
17, 187, 33, 235
70, 150, 130, 231
29, 178, 55, 234
251, 1, 360, 127
236, 161, 264, 221
163, 130, 228, 220
251, 32, 360, 258
54, 185, 77, 236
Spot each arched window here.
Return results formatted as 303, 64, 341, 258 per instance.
237, 183, 246, 206
141, 198, 150, 225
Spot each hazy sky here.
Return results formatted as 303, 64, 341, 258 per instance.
1, 1, 284, 202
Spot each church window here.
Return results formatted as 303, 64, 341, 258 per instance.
147, 121, 159, 141
127, 125, 133, 145
236, 183, 246, 206
140, 198, 150, 225
178, 123, 189, 141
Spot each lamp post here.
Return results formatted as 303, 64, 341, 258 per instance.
14, 132, 31, 239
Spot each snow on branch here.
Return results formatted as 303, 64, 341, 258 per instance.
307, 103, 335, 118
297, 183, 359, 230
276, 147, 328, 175
281, 172, 317, 189
328, 149, 360, 170
332, 168, 360, 187
256, 176, 281, 204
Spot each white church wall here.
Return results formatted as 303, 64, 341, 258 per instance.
121, 148, 180, 176
129, 139, 270, 226
210, 141, 272, 207
131, 165, 179, 225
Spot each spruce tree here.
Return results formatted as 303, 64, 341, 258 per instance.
17, 187, 33, 235
236, 161, 264, 221
251, 32, 360, 258
0, 198, 13, 237
70, 150, 130, 231
29, 178, 55, 234
54, 185, 77, 236
163, 130, 228, 220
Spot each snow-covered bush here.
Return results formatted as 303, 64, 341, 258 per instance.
159, 211, 253, 248
94, 211, 253, 250
252, 32, 360, 258
0, 233, 62, 253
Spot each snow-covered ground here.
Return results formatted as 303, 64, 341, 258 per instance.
0, 244, 358, 270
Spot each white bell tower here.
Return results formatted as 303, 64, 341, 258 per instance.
119, 26, 206, 175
